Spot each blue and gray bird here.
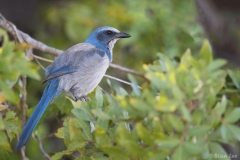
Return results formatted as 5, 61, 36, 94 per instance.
15, 26, 130, 150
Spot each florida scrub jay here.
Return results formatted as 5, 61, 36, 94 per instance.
15, 26, 131, 150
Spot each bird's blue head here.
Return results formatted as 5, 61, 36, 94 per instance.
85, 26, 131, 61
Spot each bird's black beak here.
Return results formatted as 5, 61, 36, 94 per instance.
116, 32, 131, 38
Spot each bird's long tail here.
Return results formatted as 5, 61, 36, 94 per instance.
15, 79, 61, 150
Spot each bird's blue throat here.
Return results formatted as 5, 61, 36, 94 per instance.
85, 39, 112, 62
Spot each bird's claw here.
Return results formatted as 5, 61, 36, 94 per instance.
74, 95, 89, 102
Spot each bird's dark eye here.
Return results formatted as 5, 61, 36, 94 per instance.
107, 30, 113, 35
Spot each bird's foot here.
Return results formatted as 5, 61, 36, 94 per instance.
74, 95, 89, 102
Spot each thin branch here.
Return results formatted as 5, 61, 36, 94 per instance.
35, 135, 51, 160
43, 129, 58, 140
104, 74, 142, 89
98, 86, 109, 95
20, 76, 27, 129
35, 58, 46, 71
20, 76, 27, 160
109, 63, 147, 80
0, 13, 146, 79
0, 13, 61, 56
20, 146, 27, 160
32, 54, 53, 63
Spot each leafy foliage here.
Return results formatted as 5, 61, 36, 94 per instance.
47, 41, 238, 159
1, 0, 240, 159
0, 29, 40, 159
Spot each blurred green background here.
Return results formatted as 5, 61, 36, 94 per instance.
0, 0, 204, 107
0, 0, 209, 159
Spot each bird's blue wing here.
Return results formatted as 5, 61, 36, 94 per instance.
43, 65, 76, 83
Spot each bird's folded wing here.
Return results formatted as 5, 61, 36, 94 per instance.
43, 43, 107, 83
42, 65, 77, 83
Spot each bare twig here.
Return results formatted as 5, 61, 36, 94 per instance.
20, 76, 27, 160
20, 76, 27, 129
109, 63, 147, 80
43, 129, 58, 140
35, 135, 51, 160
35, 58, 46, 71
32, 54, 53, 63
0, 13, 61, 56
104, 74, 142, 89
20, 146, 27, 160
0, 13, 146, 79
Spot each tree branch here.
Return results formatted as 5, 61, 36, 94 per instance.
109, 63, 147, 80
20, 76, 27, 160
0, 13, 146, 79
20, 76, 27, 129
35, 135, 51, 160
104, 74, 142, 89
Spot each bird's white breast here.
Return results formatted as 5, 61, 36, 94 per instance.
58, 51, 109, 97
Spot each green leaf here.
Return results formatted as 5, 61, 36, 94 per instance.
55, 118, 71, 145
119, 140, 146, 158
209, 142, 230, 160
51, 94, 73, 114
158, 53, 175, 72
96, 118, 109, 131
227, 124, 240, 141
68, 118, 84, 142
128, 74, 141, 96
51, 152, 65, 160
207, 59, 226, 72
4, 111, 21, 141
180, 105, 191, 122
228, 70, 240, 89
0, 82, 19, 103
106, 95, 123, 116
220, 125, 229, 142
73, 118, 93, 140
55, 127, 65, 139
224, 108, 240, 123
167, 114, 184, 132
100, 146, 129, 160
186, 125, 211, 136
94, 126, 111, 147
155, 138, 179, 149
200, 39, 212, 64
136, 123, 154, 145
180, 49, 201, 69
1, 41, 14, 58
116, 123, 146, 158
71, 103, 94, 122
94, 86, 103, 109
172, 145, 187, 160
0, 131, 12, 152
212, 95, 227, 119
0, 150, 10, 160
67, 141, 85, 151
183, 141, 205, 154
13, 61, 40, 80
